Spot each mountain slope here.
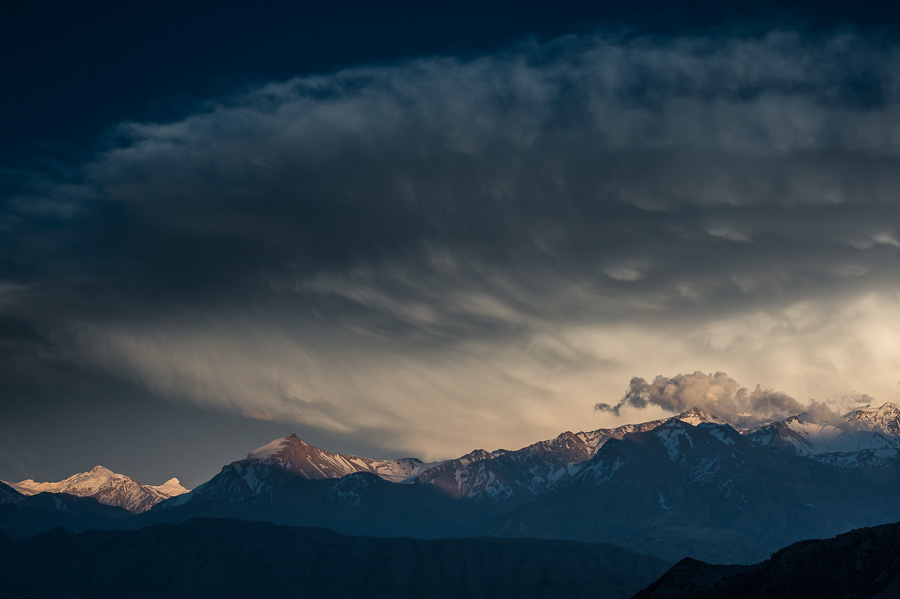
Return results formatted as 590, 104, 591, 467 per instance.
0, 482, 23, 504
491, 418, 900, 563
416, 408, 722, 502
0, 492, 133, 539
149, 470, 484, 538
245, 434, 435, 482
748, 416, 900, 456
9, 402, 900, 565
0, 518, 671, 599
158, 435, 436, 510
190, 409, 720, 508
635, 521, 900, 598
149, 405, 900, 564
4, 466, 189, 513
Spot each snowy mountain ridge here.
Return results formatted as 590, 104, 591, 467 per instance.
3, 465, 189, 513
142, 405, 900, 565
748, 416, 900, 456
166, 406, 732, 507
245, 433, 440, 483
194, 403, 898, 505
11, 403, 898, 516
7, 403, 900, 566
843, 402, 900, 436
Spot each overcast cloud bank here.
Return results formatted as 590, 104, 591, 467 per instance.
2, 30, 900, 458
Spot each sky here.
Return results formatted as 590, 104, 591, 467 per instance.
2, 1, 900, 488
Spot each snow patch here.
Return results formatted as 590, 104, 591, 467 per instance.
247, 437, 292, 460
657, 424, 692, 463
707, 427, 736, 446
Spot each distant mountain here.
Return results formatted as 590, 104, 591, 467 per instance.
156, 435, 439, 513
0, 518, 671, 599
172, 408, 719, 510
4, 466, 189, 513
747, 415, 900, 456
145, 404, 900, 564
245, 434, 435, 482
414, 410, 710, 503
8, 403, 900, 566
490, 418, 900, 563
149, 409, 722, 534
635, 521, 900, 598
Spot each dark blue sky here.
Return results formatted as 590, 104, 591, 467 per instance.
4, 0, 894, 166
2, 1, 900, 488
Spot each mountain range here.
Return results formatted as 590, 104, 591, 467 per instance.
174, 407, 715, 508
2, 465, 188, 513
3, 403, 900, 566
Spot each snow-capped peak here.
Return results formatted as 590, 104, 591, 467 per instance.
247, 435, 303, 460
843, 403, 900, 436
9, 465, 125, 496
149, 478, 189, 498
676, 407, 723, 426
748, 413, 900, 456
240, 434, 435, 484
3, 466, 188, 513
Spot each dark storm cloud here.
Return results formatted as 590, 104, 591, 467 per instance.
3, 30, 900, 457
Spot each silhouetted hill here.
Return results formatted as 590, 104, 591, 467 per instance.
635, 521, 900, 598
0, 481, 22, 504
0, 518, 670, 599
0, 492, 132, 538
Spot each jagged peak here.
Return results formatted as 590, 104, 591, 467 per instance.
149, 477, 190, 497
842, 402, 900, 436
464, 449, 492, 459
678, 407, 712, 418
443, 448, 493, 467
680, 407, 708, 416
6, 465, 183, 512
246, 434, 308, 460
846, 402, 899, 415
64, 465, 125, 484
88, 465, 116, 475
675, 407, 723, 426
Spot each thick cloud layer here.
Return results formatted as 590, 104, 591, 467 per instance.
2, 30, 900, 463
596, 371, 807, 427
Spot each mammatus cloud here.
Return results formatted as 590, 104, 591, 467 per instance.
596, 371, 807, 426
2, 30, 900, 458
